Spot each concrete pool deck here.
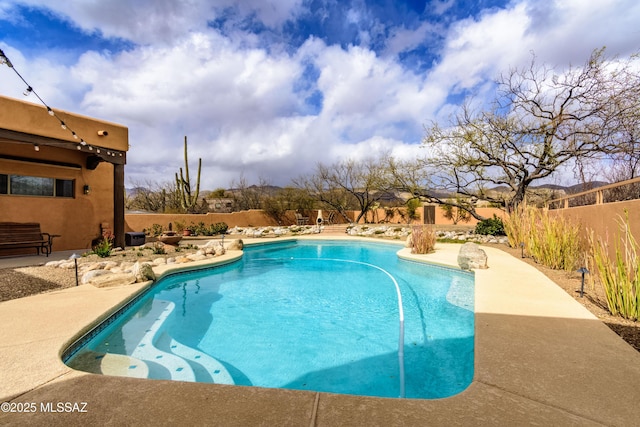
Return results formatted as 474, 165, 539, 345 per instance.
1, 238, 640, 426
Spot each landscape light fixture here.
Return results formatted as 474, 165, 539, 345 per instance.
69, 253, 81, 286
520, 242, 525, 258
577, 267, 589, 297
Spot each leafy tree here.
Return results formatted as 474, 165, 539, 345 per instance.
421, 48, 640, 214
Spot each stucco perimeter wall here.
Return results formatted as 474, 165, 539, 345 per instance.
548, 199, 640, 247
125, 206, 507, 233
0, 144, 115, 251
125, 210, 280, 232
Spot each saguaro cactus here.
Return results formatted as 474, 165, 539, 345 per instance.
175, 136, 202, 213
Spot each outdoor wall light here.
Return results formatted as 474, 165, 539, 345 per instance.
83, 185, 91, 195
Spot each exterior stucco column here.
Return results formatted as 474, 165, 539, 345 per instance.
114, 163, 125, 249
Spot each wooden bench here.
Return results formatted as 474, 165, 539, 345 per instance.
0, 222, 60, 257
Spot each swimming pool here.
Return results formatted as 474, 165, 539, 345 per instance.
65, 239, 474, 399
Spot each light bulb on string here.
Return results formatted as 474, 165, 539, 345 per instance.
60, 121, 67, 130
47, 107, 54, 116
72, 131, 78, 139
23, 86, 32, 96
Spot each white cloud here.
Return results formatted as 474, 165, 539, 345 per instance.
2, 0, 639, 190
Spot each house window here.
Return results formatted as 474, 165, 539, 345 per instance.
0, 174, 75, 198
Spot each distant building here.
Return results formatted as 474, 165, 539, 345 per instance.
205, 197, 235, 213
0, 95, 129, 252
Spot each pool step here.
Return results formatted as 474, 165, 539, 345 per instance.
129, 300, 196, 382
156, 333, 235, 385
67, 350, 150, 379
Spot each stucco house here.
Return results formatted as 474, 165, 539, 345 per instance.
0, 94, 129, 253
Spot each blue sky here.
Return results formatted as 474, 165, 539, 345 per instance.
1, 0, 639, 189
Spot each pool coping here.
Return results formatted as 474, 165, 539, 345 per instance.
1, 237, 640, 425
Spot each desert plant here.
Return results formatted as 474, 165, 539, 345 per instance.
405, 198, 422, 223
474, 215, 505, 236
503, 204, 530, 249
589, 212, 640, 320
504, 206, 582, 271
146, 223, 164, 237
175, 135, 202, 213
174, 220, 186, 233
92, 228, 114, 258
440, 197, 472, 225
411, 225, 436, 254
527, 211, 582, 270
152, 242, 166, 255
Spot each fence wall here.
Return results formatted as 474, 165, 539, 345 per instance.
125, 206, 506, 233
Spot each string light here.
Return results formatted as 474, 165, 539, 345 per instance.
0, 48, 124, 158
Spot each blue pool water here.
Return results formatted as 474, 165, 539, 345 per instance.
65, 240, 474, 399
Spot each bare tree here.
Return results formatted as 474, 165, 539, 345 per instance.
294, 158, 395, 223
421, 48, 640, 213
126, 180, 182, 213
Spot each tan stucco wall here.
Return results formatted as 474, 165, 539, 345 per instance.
125, 210, 280, 233
1, 95, 129, 253
548, 199, 640, 247
0, 144, 115, 251
125, 206, 508, 234
0, 95, 128, 152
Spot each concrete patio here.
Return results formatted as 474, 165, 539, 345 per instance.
1, 238, 639, 426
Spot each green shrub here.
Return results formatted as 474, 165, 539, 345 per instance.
147, 223, 164, 237
474, 215, 505, 236
192, 221, 228, 236
93, 237, 112, 258
152, 242, 166, 255
411, 225, 436, 254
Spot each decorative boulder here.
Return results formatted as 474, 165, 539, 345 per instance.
90, 273, 136, 288
132, 261, 156, 283
227, 239, 243, 250
82, 269, 112, 284
457, 242, 488, 270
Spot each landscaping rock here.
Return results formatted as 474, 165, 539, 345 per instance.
90, 273, 136, 288
457, 242, 488, 270
82, 270, 112, 284
132, 262, 156, 283
227, 239, 243, 250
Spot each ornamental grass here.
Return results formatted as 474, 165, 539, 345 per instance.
589, 212, 640, 320
411, 225, 436, 254
504, 205, 583, 271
